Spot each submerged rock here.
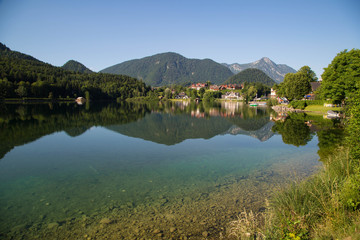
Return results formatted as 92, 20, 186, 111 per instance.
47, 222, 59, 229
99, 218, 112, 224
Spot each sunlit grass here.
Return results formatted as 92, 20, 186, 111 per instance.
263, 148, 360, 239
304, 105, 342, 114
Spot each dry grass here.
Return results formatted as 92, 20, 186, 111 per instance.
228, 208, 265, 240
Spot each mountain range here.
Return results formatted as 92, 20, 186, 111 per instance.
1, 42, 296, 87
100, 53, 296, 86
223, 57, 296, 83
100, 52, 234, 86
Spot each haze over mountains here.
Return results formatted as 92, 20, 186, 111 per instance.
100, 52, 296, 86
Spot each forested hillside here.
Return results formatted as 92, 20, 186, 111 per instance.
101, 52, 234, 86
224, 68, 276, 87
62, 60, 93, 74
0, 43, 149, 100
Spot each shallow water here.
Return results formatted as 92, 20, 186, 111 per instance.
0, 102, 340, 239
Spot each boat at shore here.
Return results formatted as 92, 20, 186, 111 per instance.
249, 102, 267, 107
325, 110, 340, 119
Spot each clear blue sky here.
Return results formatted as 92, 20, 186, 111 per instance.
0, 0, 359, 78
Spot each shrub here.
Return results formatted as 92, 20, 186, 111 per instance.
289, 100, 307, 110
305, 100, 326, 106
267, 98, 278, 107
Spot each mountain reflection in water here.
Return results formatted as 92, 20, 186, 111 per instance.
0, 101, 274, 159
0, 101, 344, 239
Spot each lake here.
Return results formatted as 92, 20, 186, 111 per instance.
0, 101, 343, 239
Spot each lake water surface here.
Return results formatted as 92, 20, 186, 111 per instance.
0, 101, 342, 239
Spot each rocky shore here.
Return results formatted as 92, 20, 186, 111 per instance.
1, 159, 319, 240
272, 105, 304, 113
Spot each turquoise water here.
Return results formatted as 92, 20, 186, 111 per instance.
0, 102, 336, 239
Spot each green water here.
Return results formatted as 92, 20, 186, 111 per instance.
0, 102, 343, 239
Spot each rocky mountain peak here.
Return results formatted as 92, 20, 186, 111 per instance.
224, 57, 296, 83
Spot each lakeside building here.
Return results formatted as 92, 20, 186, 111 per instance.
190, 83, 208, 90
222, 91, 242, 100
270, 88, 277, 98
305, 82, 321, 100
175, 92, 189, 99
219, 84, 242, 90
210, 85, 220, 91
209, 84, 242, 91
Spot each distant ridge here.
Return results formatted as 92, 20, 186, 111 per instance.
0, 42, 148, 100
100, 52, 234, 86
225, 68, 276, 87
0, 43, 42, 62
62, 60, 93, 73
223, 57, 296, 83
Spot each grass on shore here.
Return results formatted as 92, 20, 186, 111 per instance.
229, 147, 360, 239
304, 105, 342, 114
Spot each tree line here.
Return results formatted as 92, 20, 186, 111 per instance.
274, 49, 359, 104
0, 53, 151, 101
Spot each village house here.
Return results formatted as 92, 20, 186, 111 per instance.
210, 85, 220, 91
75, 97, 86, 105
222, 91, 242, 100
219, 84, 242, 90
175, 92, 189, 99
304, 82, 321, 100
209, 84, 242, 91
270, 88, 277, 98
190, 83, 207, 90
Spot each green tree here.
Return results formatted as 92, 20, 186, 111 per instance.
31, 80, 49, 97
247, 86, 257, 100
199, 88, 205, 98
203, 92, 213, 102
272, 83, 285, 98
85, 91, 90, 101
15, 82, 29, 98
190, 89, 197, 100
282, 72, 311, 101
0, 78, 13, 98
164, 88, 171, 99
320, 49, 360, 103
298, 65, 318, 82
206, 81, 211, 89
346, 91, 360, 159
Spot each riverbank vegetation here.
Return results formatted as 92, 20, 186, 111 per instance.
229, 94, 359, 240
265, 92, 360, 239
229, 49, 360, 239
